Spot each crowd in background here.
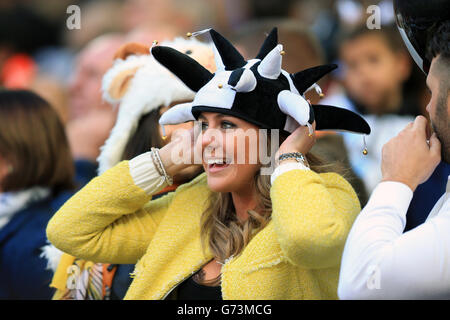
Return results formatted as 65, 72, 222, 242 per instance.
0, 0, 449, 299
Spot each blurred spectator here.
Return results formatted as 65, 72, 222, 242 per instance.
66, 33, 124, 187
67, 33, 123, 120
0, 89, 75, 299
323, 24, 420, 194
339, 25, 416, 116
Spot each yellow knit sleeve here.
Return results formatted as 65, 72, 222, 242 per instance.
270, 169, 360, 269
46, 161, 173, 264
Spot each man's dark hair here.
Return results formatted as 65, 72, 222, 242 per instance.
426, 21, 450, 61
426, 21, 450, 94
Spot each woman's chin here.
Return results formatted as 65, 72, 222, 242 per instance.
207, 178, 230, 193
204, 163, 234, 192
206, 173, 236, 193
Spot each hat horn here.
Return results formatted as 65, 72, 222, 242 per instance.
257, 44, 283, 79
277, 90, 371, 135
291, 64, 337, 95
209, 29, 246, 71
256, 27, 278, 60
151, 46, 213, 92
312, 104, 371, 134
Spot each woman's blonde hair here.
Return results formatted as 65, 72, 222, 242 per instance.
199, 133, 341, 285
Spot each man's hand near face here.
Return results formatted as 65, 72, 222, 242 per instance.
381, 115, 442, 192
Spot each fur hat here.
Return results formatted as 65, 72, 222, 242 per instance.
152, 28, 371, 137
97, 37, 216, 174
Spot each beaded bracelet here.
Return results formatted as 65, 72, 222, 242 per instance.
150, 147, 173, 186
150, 149, 164, 176
150, 151, 164, 177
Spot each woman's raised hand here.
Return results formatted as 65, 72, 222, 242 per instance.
158, 126, 201, 178
275, 121, 316, 160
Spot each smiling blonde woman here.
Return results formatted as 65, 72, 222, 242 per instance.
47, 28, 371, 300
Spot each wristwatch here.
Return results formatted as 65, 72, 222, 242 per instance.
277, 152, 309, 168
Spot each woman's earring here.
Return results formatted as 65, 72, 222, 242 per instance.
307, 123, 314, 137
161, 125, 168, 140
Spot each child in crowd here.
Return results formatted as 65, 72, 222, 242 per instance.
323, 24, 421, 194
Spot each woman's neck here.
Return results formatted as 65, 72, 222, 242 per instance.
230, 187, 258, 222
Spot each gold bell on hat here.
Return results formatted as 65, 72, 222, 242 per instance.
362, 135, 368, 155
186, 32, 193, 37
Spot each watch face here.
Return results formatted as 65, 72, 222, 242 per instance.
277, 152, 308, 167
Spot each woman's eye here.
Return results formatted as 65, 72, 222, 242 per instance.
221, 121, 236, 129
201, 122, 208, 131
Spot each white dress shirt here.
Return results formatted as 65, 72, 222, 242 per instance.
338, 176, 450, 299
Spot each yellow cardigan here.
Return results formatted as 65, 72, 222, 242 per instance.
47, 161, 360, 300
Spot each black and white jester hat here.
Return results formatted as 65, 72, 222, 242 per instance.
151, 27, 371, 140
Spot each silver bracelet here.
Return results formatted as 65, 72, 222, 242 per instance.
150, 147, 173, 186
277, 152, 309, 168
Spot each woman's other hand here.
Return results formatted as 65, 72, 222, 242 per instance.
275, 121, 316, 160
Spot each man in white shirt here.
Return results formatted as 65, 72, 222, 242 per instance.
338, 2, 450, 299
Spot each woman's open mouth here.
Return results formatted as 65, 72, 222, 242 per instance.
205, 158, 231, 173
